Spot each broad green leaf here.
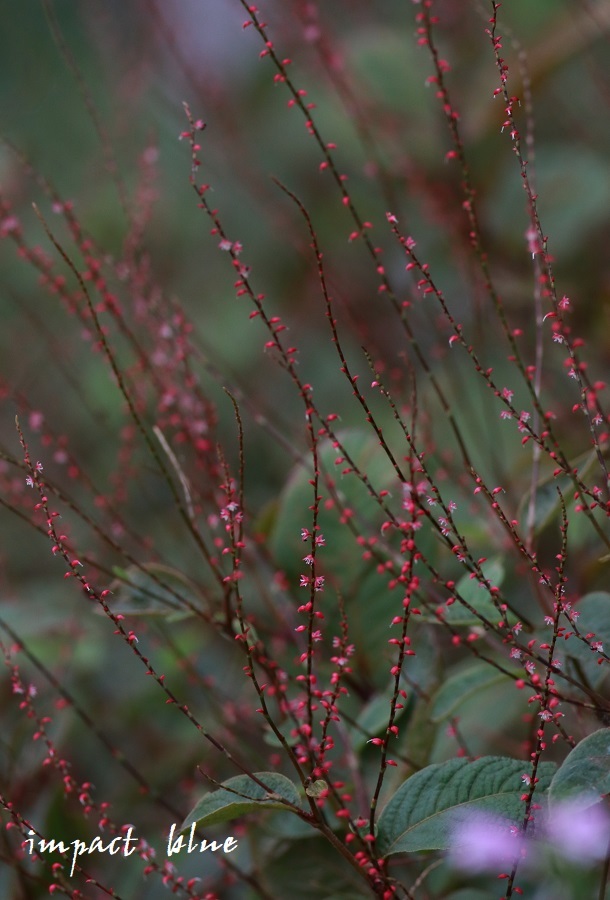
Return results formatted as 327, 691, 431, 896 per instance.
399, 639, 444, 767
181, 773, 303, 831
428, 358, 527, 490
350, 685, 410, 752
430, 678, 527, 763
264, 837, 369, 900
549, 728, 610, 809
343, 575, 438, 694
107, 563, 201, 619
305, 779, 328, 798
422, 558, 509, 627
376, 756, 556, 856
262, 719, 299, 748
349, 575, 443, 691
252, 497, 280, 539
346, 28, 431, 116
487, 146, 610, 259
538, 145, 610, 254
431, 661, 517, 723
270, 429, 398, 585
449, 559, 506, 625
516, 448, 599, 538
348, 568, 404, 687
401, 697, 439, 771
262, 810, 320, 840
444, 893, 492, 900
562, 592, 610, 689
443, 892, 494, 900
517, 472, 574, 538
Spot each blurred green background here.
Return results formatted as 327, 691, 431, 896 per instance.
1, 1, 610, 897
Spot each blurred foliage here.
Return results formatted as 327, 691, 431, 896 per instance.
1, 1, 610, 898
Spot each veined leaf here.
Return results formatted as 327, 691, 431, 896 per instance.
264, 838, 370, 899
549, 728, 610, 809
431, 661, 518, 723
422, 558, 510, 627
181, 772, 303, 831
270, 429, 399, 584
376, 756, 556, 856
107, 563, 202, 619
517, 448, 600, 537
562, 592, 610, 689
350, 683, 410, 752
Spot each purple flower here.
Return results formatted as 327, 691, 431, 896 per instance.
449, 812, 525, 872
545, 801, 610, 863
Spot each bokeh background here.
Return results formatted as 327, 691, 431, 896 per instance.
1, 1, 610, 897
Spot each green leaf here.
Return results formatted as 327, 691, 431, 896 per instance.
305, 779, 328, 798
376, 756, 556, 856
401, 696, 439, 771
181, 773, 304, 831
549, 728, 610, 809
350, 685, 410, 752
430, 679, 526, 763
516, 448, 599, 538
346, 568, 402, 687
488, 146, 610, 258
107, 563, 201, 619
562, 592, 610, 689
263, 838, 370, 900
270, 429, 398, 586
262, 719, 300, 748
444, 892, 494, 900
262, 810, 320, 841
430, 661, 517, 723
422, 558, 509, 627
517, 472, 574, 538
